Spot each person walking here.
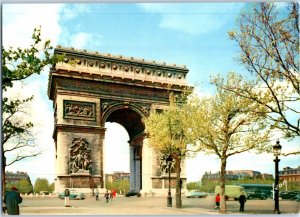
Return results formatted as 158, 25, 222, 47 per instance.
4, 186, 23, 215
95, 189, 99, 201
238, 192, 247, 212
104, 190, 110, 203
215, 193, 220, 209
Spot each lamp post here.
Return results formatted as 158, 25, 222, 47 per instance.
273, 140, 282, 214
166, 155, 173, 207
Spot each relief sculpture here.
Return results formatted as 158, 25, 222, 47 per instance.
69, 138, 93, 174
64, 100, 95, 120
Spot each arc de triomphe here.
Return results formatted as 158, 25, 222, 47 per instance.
48, 46, 189, 195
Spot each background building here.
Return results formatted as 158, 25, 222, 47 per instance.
5, 171, 32, 185
279, 166, 300, 182
106, 171, 130, 182
202, 170, 273, 181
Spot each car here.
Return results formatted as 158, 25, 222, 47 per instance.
125, 191, 141, 197
279, 191, 299, 200
291, 193, 300, 202
186, 190, 208, 198
247, 191, 267, 200
58, 190, 85, 200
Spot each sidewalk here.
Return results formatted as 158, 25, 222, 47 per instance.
17, 195, 299, 215
20, 206, 220, 215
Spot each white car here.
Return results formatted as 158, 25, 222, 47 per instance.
186, 190, 208, 198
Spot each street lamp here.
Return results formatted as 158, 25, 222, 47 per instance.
273, 140, 282, 214
166, 155, 173, 207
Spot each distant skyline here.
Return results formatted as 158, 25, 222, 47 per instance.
2, 2, 299, 185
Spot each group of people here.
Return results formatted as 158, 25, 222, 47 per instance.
215, 192, 247, 212
95, 189, 117, 203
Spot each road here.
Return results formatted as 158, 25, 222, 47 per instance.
18, 194, 299, 215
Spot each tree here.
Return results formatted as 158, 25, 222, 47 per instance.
106, 179, 130, 194
2, 27, 63, 196
190, 74, 271, 213
34, 178, 50, 194
17, 179, 33, 194
224, 3, 299, 142
144, 93, 195, 208
6, 179, 33, 194
49, 182, 55, 193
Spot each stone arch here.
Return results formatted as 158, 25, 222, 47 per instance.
48, 45, 190, 195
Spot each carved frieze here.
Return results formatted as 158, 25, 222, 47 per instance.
57, 78, 170, 102
69, 138, 93, 174
63, 100, 96, 121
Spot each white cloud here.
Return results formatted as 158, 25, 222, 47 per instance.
138, 3, 244, 35
2, 4, 64, 48
2, 3, 63, 184
60, 4, 91, 20
59, 30, 103, 50
69, 32, 102, 49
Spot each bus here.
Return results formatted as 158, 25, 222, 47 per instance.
215, 185, 245, 200
237, 184, 273, 199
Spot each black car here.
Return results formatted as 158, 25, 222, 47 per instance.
279, 191, 299, 200
247, 191, 268, 200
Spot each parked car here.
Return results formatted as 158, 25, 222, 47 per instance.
247, 191, 268, 200
291, 193, 300, 202
279, 191, 299, 200
58, 190, 85, 200
125, 191, 141, 197
186, 190, 208, 198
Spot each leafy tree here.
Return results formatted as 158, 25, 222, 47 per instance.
5, 179, 33, 194
1, 27, 63, 195
106, 179, 130, 194
34, 178, 50, 193
17, 179, 33, 194
190, 74, 271, 213
222, 3, 299, 143
49, 182, 55, 193
186, 181, 201, 190
144, 93, 195, 208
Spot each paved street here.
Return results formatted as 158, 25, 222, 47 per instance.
17, 194, 299, 215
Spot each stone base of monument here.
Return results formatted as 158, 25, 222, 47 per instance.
56, 173, 102, 190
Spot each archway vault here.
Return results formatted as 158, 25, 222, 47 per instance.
102, 104, 145, 142
48, 45, 190, 194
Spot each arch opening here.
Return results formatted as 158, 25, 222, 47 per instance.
104, 108, 145, 194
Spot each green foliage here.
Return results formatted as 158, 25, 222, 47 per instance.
17, 179, 33, 194
34, 178, 50, 193
48, 182, 55, 193
286, 181, 300, 191
6, 179, 33, 194
144, 92, 196, 208
145, 92, 196, 159
2, 27, 62, 91
186, 181, 201, 190
2, 27, 63, 196
226, 3, 299, 139
191, 73, 272, 157
189, 73, 272, 213
105, 179, 129, 194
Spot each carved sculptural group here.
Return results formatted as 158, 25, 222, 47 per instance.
69, 138, 92, 174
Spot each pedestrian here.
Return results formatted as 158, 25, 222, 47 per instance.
104, 190, 110, 203
215, 193, 220, 209
238, 192, 247, 212
4, 186, 23, 215
95, 189, 99, 201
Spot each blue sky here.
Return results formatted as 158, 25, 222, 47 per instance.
2, 2, 299, 185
